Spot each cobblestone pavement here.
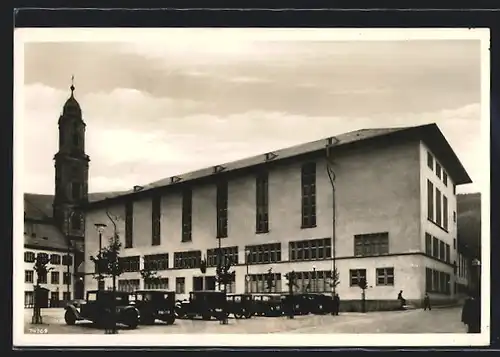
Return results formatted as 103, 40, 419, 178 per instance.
24, 307, 467, 335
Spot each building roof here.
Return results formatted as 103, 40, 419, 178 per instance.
23, 192, 124, 252
24, 192, 126, 221
24, 222, 69, 252
85, 123, 472, 209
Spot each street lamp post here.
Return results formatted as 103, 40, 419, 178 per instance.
245, 248, 251, 293
94, 223, 107, 290
326, 137, 339, 315
312, 265, 316, 293
66, 211, 76, 301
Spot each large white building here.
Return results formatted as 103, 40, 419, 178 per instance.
83, 123, 471, 309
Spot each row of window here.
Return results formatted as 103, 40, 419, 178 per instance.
24, 270, 72, 285
349, 268, 395, 287
24, 291, 72, 308
425, 268, 452, 295
24, 252, 73, 266
125, 162, 320, 248
118, 268, 394, 295
427, 152, 450, 189
425, 233, 451, 263
427, 179, 451, 231
457, 254, 469, 278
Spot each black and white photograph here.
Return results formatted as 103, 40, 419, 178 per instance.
14, 28, 490, 347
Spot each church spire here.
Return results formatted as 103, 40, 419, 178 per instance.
70, 75, 75, 96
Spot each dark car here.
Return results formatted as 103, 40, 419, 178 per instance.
64, 290, 140, 329
226, 294, 254, 319
130, 290, 176, 325
251, 294, 283, 317
299, 293, 333, 315
175, 291, 229, 321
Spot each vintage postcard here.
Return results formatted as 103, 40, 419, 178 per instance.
13, 28, 490, 347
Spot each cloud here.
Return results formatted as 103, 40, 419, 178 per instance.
21, 82, 483, 196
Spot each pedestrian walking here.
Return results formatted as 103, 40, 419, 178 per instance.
397, 290, 406, 309
462, 291, 481, 333
332, 293, 340, 316
423, 293, 431, 311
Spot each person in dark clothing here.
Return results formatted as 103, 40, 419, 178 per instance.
462, 293, 481, 333
332, 293, 340, 315
397, 290, 406, 308
423, 293, 431, 311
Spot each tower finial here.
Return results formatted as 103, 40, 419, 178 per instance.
70, 75, 75, 95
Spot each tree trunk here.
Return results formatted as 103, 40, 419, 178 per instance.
112, 275, 117, 334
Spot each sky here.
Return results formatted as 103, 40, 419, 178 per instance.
21, 31, 485, 195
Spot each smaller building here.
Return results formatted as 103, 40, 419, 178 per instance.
24, 194, 77, 307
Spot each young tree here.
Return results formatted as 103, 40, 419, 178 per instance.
32, 253, 53, 324
140, 258, 163, 289
358, 277, 368, 313
284, 271, 299, 319
89, 211, 123, 333
215, 256, 233, 325
265, 268, 275, 292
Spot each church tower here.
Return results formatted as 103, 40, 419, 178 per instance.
53, 79, 90, 240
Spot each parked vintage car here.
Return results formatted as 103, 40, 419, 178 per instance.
226, 294, 254, 319
175, 291, 229, 321
129, 290, 176, 325
64, 290, 140, 329
251, 294, 283, 317
303, 293, 334, 315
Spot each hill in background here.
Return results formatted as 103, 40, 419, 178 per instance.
457, 192, 481, 259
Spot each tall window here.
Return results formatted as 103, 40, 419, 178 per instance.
216, 180, 228, 238
443, 172, 448, 186
24, 251, 35, 263
51, 271, 60, 284
435, 188, 442, 226
25, 270, 34, 283
445, 244, 450, 263
245, 243, 281, 264
432, 237, 439, 258
50, 254, 61, 265
181, 189, 192, 242
425, 268, 432, 292
301, 162, 316, 228
354, 232, 389, 256
443, 195, 448, 230
152, 196, 161, 246
125, 201, 134, 248
425, 233, 432, 255
436, 162, 442, 179
176, 277, 185, 294
376, 268, 394, 286
71, 212, 81, 230
349, 269, 366, 287
427, 180, 434, 221
71, 182, 82, 200
289, 238, 331, 261
427, 152, 434, 170
439, 241, 445, 260
256, 172, 269, 233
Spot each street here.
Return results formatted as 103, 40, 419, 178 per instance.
24, 306, 467, 334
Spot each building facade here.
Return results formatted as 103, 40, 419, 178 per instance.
83, 124, 471, 306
